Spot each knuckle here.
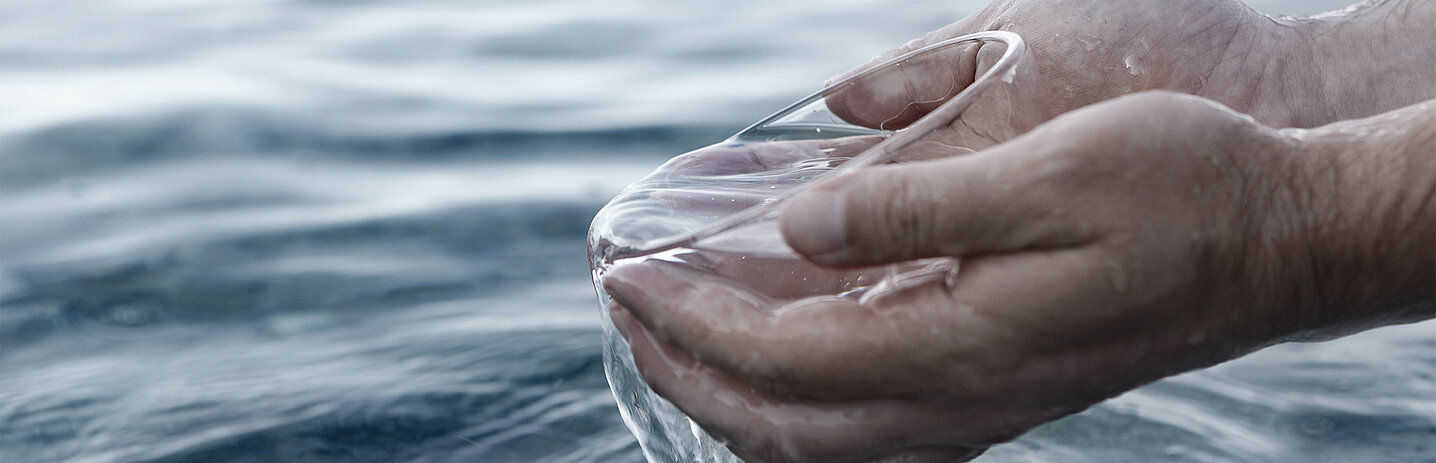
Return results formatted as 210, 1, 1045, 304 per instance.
875, 171, 941, 260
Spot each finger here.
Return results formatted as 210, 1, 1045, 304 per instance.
921, 42, 1050, 152
778, 140, 1100, 267
821, 2, 1010, 131
602, 260, 919, 399
824, 13, 990, 87
825, 40, 982, 131
606, 254, 1105, 455
610, 304, 1005, 462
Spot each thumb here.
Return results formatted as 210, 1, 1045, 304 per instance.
778, 151, 1090, 266
825, 41, 982, 131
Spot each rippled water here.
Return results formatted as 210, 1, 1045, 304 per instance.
1, 0, 1427, 462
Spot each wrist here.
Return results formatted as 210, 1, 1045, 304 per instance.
1182, 5, 1334, 128
1278, 99, 1436, 339
1294, 0, 1436, 124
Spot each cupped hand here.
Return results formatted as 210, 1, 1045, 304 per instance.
604, 92, 1329, 462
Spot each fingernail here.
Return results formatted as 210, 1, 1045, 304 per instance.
781, 189, 846, 258
601, 265, 641, 305
601, 271, 626, 295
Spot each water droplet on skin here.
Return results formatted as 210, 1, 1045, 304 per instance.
1000, 65, 1019, 84
1124, 55, 1145, 76
814, 127, 822, 134
1076, 35, 1102, 51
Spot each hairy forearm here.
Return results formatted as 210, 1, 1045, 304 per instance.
1288, 98, 1436, 338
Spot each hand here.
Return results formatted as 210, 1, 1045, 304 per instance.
604, 92, 1436, 462
828, 0, 1436, 129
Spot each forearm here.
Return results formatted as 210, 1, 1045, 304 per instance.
1294, 0, 1436, 124
1287, 98, 1436, 338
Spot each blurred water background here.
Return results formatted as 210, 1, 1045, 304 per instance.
2, 0, 1431, 462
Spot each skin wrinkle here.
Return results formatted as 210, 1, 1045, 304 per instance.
745, 146, 767, 171
1191, 15, 1244, 99
1288, 26, 1336, 125
1220, 26, 1281, 122
1309, 0, 1436, 123
1229, 129, 1294, 340
1199, 133, 1273, 343
906, 172, 944, 263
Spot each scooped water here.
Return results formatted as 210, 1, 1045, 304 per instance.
587, 137, 958, 462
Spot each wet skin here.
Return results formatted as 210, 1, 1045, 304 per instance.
829, 0, 1436, 129
604, 1, 1436, 461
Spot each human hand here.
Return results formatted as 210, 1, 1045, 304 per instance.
603, 92, 1436, 462
828, 0, 1436, 130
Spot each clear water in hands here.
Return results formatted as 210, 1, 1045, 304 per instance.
586, 137, 962, 462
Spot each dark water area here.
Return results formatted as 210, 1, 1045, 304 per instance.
0, 1, 951, 461
1, 0, 1429, 462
